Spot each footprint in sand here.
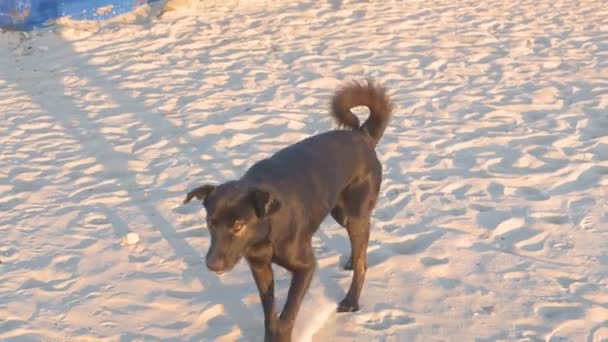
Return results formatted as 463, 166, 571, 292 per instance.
489, 217, 546, 251
568, 197, 595, 222
555, 276, 585, 291
356, 309, 415, 331
531, 212, 569, 225
476, 207, 513, 230
435, 277, 461, 290
420, 256, 449, 267
487, 182, 505, 201
514, 186, 550, 201
83, 212, 110, 228
534, 303, 585, 323
388, 230, 447, 256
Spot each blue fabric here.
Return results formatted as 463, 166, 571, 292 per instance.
0, 0, 160, 30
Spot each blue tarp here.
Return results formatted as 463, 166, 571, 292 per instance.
0, 0, 160, 30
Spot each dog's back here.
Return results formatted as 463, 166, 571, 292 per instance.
242, 80, 393, 231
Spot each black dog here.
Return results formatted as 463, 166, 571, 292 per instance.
183, 80, 393, 341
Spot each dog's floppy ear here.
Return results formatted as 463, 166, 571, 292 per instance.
250, 188, 281, 218
183, 184, 216, 204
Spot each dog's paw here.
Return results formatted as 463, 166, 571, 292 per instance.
265, 318, 293, 342
337, 297, 360, 312
268, 331, 291, 342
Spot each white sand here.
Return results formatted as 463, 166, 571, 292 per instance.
1, 0, 607, 341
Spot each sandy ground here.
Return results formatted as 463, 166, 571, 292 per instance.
1, 0, 607, 341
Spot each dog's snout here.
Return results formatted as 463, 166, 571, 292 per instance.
206, 255, 226, 274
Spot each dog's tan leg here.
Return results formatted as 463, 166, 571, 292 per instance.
248, 261, 277, 341
338, 217, 370, 312
330, 206, 355, 270
275, 248, 315, 342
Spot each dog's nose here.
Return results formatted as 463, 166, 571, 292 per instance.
206, 257, 226, 274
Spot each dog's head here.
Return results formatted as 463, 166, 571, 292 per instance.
183, 181, 281, 274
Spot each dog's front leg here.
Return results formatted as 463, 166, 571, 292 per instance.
249, 261, 277, 341
275, 261, 315, 341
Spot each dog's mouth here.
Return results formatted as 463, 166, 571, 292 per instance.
207, 262, 236, 275
206, 254, 241, 275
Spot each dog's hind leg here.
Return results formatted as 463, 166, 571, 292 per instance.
330, 206, 354, 270
337, 216, 370, 312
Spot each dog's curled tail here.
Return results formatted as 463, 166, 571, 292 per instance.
330, 79, 393, 146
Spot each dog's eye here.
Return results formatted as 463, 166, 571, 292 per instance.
232, 221, 246, 234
